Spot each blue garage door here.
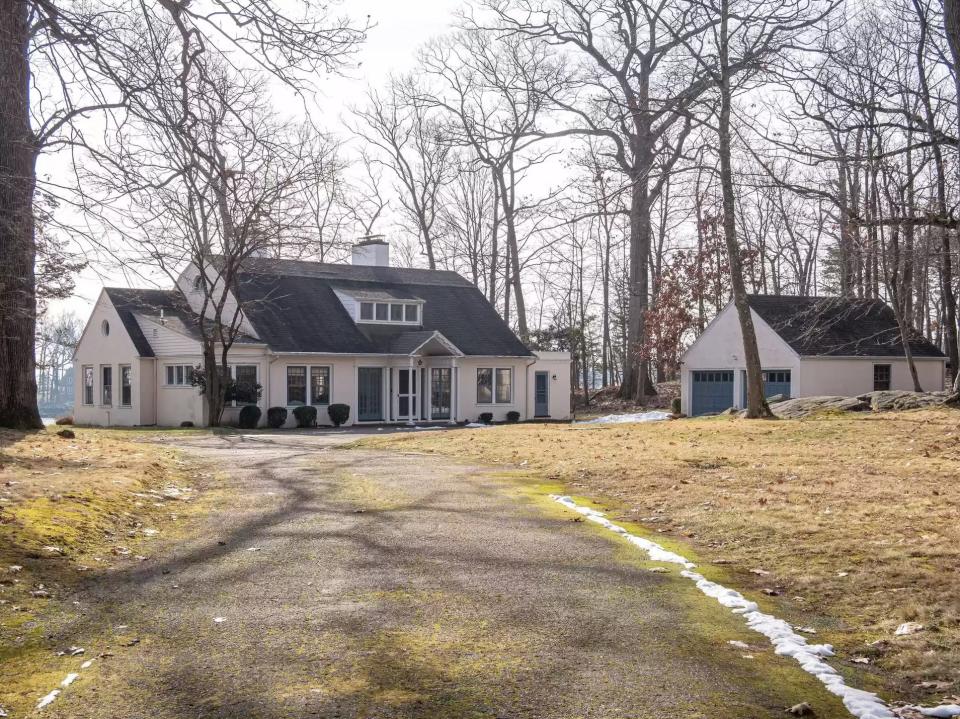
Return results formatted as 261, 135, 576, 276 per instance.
741, 370, 792, 406
691, 371, 734, 416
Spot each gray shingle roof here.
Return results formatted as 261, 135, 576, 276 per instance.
747, 294, 946, 358
233, 259, 533, 357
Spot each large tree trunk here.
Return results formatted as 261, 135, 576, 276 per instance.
943, 0, 960, 383
494, 167, 527, 340
621, 168, 651, 401
0, 0, 42, 430
718, 0, 772, 420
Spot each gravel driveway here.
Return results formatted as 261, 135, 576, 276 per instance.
41, 430, 849, 718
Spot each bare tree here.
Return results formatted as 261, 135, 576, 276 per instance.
352, 78, 454, 269
0, 0, 366, 428
419, 29, 564, 339
87, 45, 326, 425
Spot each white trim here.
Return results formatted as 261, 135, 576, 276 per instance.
405, 331, 464, 357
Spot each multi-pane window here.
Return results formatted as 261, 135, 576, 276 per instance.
101, 365, 113, 406
232, 365, 259, 406
310, 366, 331, 406
165, 364, 194, 386
874, 364, 891, 392
495, 368, 512, 403
120, 365, 132, 407
358, 301, 420, 324
762, 370, 791, 384
82, 366, 94, 405
477, 368, 513, 404
287, 366, 307, 406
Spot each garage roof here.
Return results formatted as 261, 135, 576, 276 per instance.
747, 295, 946, 358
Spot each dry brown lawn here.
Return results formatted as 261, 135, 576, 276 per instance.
361, 409, 960, 705
0, 427, 210, 715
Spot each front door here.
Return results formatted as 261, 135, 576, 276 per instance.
357, 367, 383, 421
431, 367, 451, 420
535, 371, 549, 417
397, 368, 418, 421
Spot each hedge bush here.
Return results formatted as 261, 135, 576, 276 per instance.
292, 405, 318, 428
267, 406, 288, 429
239, 405, 262, 429
328, 403, 350, 427
55, 416, 73, 426
479, 412, 494, 425
506, 411, 520, 423
670, 397, 682, 415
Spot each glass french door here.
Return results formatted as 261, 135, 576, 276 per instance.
430, 368, 451, 420
357, 367, 383, 421
397, 368, 418, 420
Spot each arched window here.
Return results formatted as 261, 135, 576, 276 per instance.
101, 319, 110, 336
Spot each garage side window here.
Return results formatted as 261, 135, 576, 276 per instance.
82, 366, 94, 405
873, 364, 891, 391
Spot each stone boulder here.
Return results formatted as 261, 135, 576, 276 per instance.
768, 396, 870, 418
856, 390, 952, 412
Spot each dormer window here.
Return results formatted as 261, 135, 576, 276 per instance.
359, 301, 420, 325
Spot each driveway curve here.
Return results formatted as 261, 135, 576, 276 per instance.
41, 430, 849, 719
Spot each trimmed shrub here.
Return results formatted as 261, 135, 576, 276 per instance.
180, 421, 194, 428
267, 406, 288, 429
55, 416, 73, 426
292, 405, 318, 428
56, 429, 76, 439
506, 411, 521, 423
239, 405, 262, 429
670, 397, 682, 415
479, 412, 494, 425
328, 403, 350, 427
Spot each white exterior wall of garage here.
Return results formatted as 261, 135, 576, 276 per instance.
680, 303, 947, 416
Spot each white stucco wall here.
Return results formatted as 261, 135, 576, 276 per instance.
797, 357, 945, 396
527, 352, 572, 420
258, 353, 571, 426
73, 291, 146, 427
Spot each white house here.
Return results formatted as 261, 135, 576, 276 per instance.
72, 240, 572, 428
680, 295, 947, 416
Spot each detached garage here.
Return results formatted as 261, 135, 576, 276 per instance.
680, 295, 947, 417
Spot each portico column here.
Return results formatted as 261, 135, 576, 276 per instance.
407, 356, 416, 426
425, 363, 432, 422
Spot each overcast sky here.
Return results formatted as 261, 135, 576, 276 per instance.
48, 0, 457, 321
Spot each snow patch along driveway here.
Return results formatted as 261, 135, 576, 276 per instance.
550, 496, 960, 719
